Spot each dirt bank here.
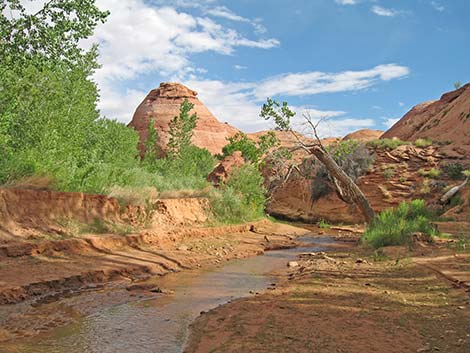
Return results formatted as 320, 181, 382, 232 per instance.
185, 241, 470, 353
0, 217, 310, 345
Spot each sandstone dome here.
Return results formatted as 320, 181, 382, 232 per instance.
128, 82, 239, 155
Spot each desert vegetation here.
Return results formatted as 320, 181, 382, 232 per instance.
361, 200, 438, 248
0, 0, 269, 225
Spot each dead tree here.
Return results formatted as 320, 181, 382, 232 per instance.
260, 98, 375, 223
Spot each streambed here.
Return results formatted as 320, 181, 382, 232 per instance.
14, 236, 334, 353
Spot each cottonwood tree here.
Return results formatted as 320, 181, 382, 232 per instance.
260, 98, 375, 223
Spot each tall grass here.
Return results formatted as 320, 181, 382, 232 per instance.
361, 200, 437, 248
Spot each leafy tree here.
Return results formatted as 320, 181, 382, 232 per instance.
0, 0, 109, 70
222, 131, 279, 164
454, 81, 462, 89
167, 99, 198, 157
260, 98, 375, 223
143, 117, 159, 167
259, 98, 296, 131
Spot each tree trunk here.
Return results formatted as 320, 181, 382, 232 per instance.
440, 178, 469, 204
310, 145, 375, 223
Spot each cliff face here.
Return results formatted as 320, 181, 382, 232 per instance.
128, 82, 239, 155
382, 84, 470, 158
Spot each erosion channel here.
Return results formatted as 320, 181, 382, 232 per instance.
6, 236, 334, 353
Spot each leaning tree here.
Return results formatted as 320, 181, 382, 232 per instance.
260, 98, 375, 223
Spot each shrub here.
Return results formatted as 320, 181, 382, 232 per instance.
221, 131, 279, 164
318, 219, 331, 229
418, 168, 441, 179
443, 163, 464, 180
361, 200, 437, 248
383, 166, 396, 179
367, 138, 408, 150
211, 164, 266, 223
414, 138, 432, 148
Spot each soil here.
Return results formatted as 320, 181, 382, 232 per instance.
185, 237, 470, 353
0, 219, 310, 345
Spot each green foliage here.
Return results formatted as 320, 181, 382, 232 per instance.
318, 219, 331, 229
418, 168, 441, 179
414, 138, 432, 148
143, 117, 159, 167
1, 0, 108, 70
454, 81, 462, 90
167, 99, 198, 157
443, 162, 465, 180
367, 138, 408, 150
211, 165, 266, 223
383, 166, 396, 179
361, 200, 437, 248
259, 98, 296, 131
221, 131, 280, 164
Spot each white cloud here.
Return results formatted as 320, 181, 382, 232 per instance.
371, 5, 400, 17
335, 0, 358, 5
431, 1, 445, 12
85, 0, 279, 122
234, 64, 247, 70
253, 64, 410, 100
398, 101, 404, 107
206, 6, 248, 22
384, 117, 400, 128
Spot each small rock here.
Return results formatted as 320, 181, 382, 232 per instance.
288, 261, 299, 268
177, 245, 189, 251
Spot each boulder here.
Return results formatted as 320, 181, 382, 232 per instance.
207, 151, 245, 186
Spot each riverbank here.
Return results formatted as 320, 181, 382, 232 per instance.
0, 219, 311, 345
185, 240, 470, 353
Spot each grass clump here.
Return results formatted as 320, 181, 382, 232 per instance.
318, 219, 331, 229
418, 168, 441, 179
414, 138, 432, 148
367, 138, 408, 150
210, 164, 266, 224
361, 200, 437, 248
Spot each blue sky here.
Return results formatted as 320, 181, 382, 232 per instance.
84, 0, 469, 136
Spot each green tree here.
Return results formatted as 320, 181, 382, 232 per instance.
167, 99, 198, 157
0, 0, 108, 70
143, 118, 159, 168
222, 132, 279, 164
454, 81, 462, 89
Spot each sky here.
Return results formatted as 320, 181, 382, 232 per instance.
61, 0, 470, 136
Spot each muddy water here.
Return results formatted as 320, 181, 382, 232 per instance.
16, 236, 333, 353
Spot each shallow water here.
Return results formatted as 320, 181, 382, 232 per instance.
17, 236, 333, 353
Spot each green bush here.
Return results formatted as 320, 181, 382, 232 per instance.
211, 164, 266, 223
221, 131, 279, 164
361, 200, 437, 248
418, 168, 441, 179
367, 138, 408, 150
443, 163, 465, 180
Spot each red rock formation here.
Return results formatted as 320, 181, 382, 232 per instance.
128, 82, 239, 155
343, 129, 383, 142
207, 151, 245, 186
382, 84, 470, 157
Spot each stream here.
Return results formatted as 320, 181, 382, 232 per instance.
14, 236, 334, 353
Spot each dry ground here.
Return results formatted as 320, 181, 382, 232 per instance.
185, 241, 470, 353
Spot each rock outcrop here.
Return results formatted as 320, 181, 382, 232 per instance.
343, 129, 383, 142
207, 151, 245, 186
128, 82, 239, 155
382, 84, 470, 158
